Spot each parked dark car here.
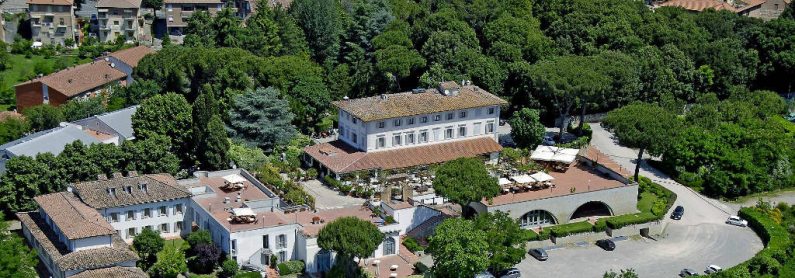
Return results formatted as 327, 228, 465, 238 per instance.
595, 239, 616, 251
671, 205, 685, 220
680, 268, 699, 277
496, 268, 521, 278
528, 248, 548, 261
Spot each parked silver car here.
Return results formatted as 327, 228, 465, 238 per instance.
705, 265, 723, 274
726, 215, 748, 227
528, 248, 548, 261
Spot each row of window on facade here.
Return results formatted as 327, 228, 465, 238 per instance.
229, 234, 289, 262
341, 106, 496, 127
342, 120, 496, 148
107, 204, 184, 222
120, 221, 183, 239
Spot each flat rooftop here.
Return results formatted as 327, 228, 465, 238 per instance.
294, 206, 381, 237
190, 173, 290, 233
486, 164, 627, 207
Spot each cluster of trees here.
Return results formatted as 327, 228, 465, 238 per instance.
0, 98, 107, 145
0, 138, 180, 214
0, 214, 38, 277
605, 91, 794, 199
427, 212, 532, 277
432, 157, 499, 209
317, 216, 383, 277
133, 229, 239, 278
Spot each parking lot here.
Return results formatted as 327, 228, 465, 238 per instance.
517, 222, 761, 277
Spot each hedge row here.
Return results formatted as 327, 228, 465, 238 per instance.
277, 260, 305, 276
605, 212, 660, 229
714, 208, 791, 277
549, 221, 596, 237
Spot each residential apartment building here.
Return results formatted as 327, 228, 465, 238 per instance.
69, 172, 193, 241
163, 0, 223, 36
15, 46, 153, 110
96, 0, 143, 43
304, 81, 506, 178
16, 192, 144, 278
27, 0, 76, 46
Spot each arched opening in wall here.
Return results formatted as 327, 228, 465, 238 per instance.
570, 201, 613, 220
520, 210, 557, 228
383, 237, 396, 256
462, 205, 479, 218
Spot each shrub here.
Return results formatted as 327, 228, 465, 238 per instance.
716, 208, 791, 277
384, 215, 396, 224
549, 221, 594, 237
277, 260, 305, 275
605, 212, 660, 229
593, 219, 608, 232
323, 175, 342, 189
527, 228, 551, 241
220, 258, 238, 278
186, 230, 212, 248
403, 237, 424, 252
413, 261, 429, 274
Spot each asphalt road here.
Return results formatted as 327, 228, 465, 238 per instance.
516, 123, 763, 278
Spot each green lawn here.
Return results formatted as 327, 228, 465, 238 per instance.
636, 191, 658, 213
0, 54, 90, 110
162, 238, 188, 253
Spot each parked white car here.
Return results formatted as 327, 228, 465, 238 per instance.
705, 265, 723, 274
726, 215, 748, 227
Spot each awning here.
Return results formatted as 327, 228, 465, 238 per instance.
232, 208, 255, 217
499, 178, 512, 186
530, 145, 579, 164
530, 172, 555, 182
510, 175, 534, 184
222, 174, 247, 184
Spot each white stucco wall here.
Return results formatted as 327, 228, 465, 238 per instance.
229, 223, 301, 267
100, 198, 191, 240
383, 205, 441, 235
71, 235, 112, 251
337, 105, 501, 153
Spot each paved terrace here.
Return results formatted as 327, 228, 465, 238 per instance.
486, 164, 627, 206
293, 206, 381, 237
191, 174, 292, 233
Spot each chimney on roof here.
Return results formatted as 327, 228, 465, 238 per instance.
67, 78, 73, 84
127, 171, 138, 177
112, 172, 124, 179
343, 96, 349, 100
104, 73, 109, 79
97, 174, 108, 180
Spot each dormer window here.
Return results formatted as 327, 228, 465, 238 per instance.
107, 188, 116, 198
139, 181, 148, 193
124, 185, 132, 194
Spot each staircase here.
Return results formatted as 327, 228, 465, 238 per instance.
406, 214, 448, 239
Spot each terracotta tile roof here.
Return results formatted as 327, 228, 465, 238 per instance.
735, 0, 766, 11
486, 164, 628, 206
71, 266, 147, 278
383, 200, 413, 210
96, 0, 142, 8
333, 85, 507, 122
73, 173, 191, 209
109, 46, 154, 68
16, 212, 139, 271
658, 0, 738, 12
304, 137, 503, 174
18, 61, 126, 97
33, 192, 115, 240
26, 0, 72, 5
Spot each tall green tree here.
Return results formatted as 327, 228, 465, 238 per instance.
427, 218, 489, 278
22, 105, 64, 131
432, 158, 499, 208
60, 98, 106, 122
148, 245, 188, 278
0, 156, 48, 213
122, 135, 181, 175
509, 108, 546, 149
133, 227, 165, 270
0, 116, 30, 145
198, 115, 230, 170
132, 93, 193, 164
603, 103, 681, 181
317, 217, 383, 277
227, 87, 297, 150
290, 0, 343, 63
472, 211, 533, 273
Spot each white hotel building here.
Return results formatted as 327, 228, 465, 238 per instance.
305, 81, 507, 178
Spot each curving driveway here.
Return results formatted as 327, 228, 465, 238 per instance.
516, 123, 763, 278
